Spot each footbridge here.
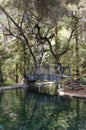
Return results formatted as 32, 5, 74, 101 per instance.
25, 65, 70, 83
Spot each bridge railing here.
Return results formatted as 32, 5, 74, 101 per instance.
25, 65, 70, 83
27, 65, 70, 77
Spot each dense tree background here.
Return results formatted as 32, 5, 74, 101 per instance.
0, 0, 86, 83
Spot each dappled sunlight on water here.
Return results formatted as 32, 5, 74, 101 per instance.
0, 89, 86, 130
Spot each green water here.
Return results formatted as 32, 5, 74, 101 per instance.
0, 89, 86, 130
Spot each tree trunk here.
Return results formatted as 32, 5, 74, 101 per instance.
0, 67, 4, 82
75, 25, 80, 80
54, 22, 60, 65
23, 43, 27, 78
15, 64, 19, 83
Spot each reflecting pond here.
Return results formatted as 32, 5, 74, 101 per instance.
0, 89, 86, 130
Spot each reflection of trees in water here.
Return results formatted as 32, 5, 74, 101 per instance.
24, 94, 86, 130
8, 91, 86, 130
0, 90, 86, 130
18, 93, 72, 130
66, 98, 86, 130
0, 91, 3, 103
0, 91, 3, 112
0, 89, 27, 129
75, 99, 79, 130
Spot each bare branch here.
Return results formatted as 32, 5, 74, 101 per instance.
59, 18, 79, 58
19, 7, 26, 28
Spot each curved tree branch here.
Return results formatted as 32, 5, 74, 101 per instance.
0, 5, 37, 65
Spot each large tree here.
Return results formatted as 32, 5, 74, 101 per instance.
1, 0, 86, 83
0, 0, 80, 66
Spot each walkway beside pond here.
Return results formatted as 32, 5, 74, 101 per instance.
58, 86, 86, 98
0, 84, 24, 91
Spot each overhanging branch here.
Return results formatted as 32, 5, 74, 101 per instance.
0, 5, 37, 65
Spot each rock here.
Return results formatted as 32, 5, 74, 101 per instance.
65, 79, 84, 91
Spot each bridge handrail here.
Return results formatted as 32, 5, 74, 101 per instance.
27, 65, 70, 76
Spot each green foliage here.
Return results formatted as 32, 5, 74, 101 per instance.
0, 81, 15, 87
0, 0, 85, 83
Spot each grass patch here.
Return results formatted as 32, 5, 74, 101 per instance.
0, 81, 15, 87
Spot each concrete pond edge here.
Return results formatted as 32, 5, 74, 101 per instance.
57, 88, 86, 98
0, 83, 86, 99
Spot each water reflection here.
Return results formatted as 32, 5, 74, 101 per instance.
0, 89, 86, 130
